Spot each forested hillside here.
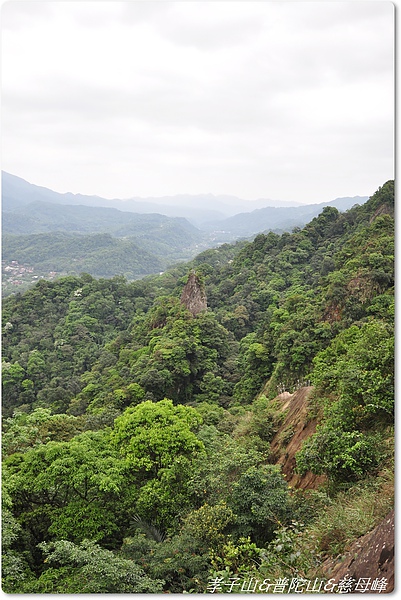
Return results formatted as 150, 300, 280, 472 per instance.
201, 195, 368, 238
2, 204, 206, 295
2, 181, 394, 593
2, 172, 368, 296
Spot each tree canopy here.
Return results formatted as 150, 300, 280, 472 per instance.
2, 181, 394, 593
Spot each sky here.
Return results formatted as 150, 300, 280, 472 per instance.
1, 1, 394, 204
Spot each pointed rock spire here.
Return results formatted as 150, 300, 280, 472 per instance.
180, 270, 207, 316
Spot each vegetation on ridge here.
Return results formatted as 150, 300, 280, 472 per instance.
2, 181, 394, 593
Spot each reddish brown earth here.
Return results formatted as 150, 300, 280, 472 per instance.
269, 387, 326, 490
321, 510, 394, 593
268, 387, 394, 593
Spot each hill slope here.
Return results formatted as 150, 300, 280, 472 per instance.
2, 171, 369, 294
202, 195, 368, 238
3, 170, 368, 231
2, 200, 208, 294
1, 180, 394, 594
2, 232, 165, 279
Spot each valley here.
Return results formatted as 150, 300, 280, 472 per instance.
1, 180, 394, 593
2, 172, 368, 296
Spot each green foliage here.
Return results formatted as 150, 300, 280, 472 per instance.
122, 529, 210, 593
244, 469, 394, 585
27, 539, 163, 593
304, 472, 394, 557
1, 361, 26, 410
190, 432, 267, 508
4, 430, 123, 545
112, 399, 205, 529
122, 499, 236, 593
1, 180, 394, 593
296, 427, 383, 482
258, 521, 321, 579
210, 536, 262, 575
2, 275, 143, 415
76, 299, 237, 411
296, 319, 393, 482
248, 394, 285, 442
2, 408, 84, 456
2, 361, 25, 389
112, 399, 204, 472
312, 321, 394, 420
233, 334, 273, 403
181, 501, 236, 550
1, 488, 34, 592
229, 465, 291, 544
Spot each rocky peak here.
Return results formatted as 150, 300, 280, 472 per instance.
180, 271, 207, 316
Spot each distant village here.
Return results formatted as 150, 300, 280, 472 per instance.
2, 260, 57, 294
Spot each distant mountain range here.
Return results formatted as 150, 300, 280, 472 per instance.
1, 171, 369, 292
2, 171, 367, 228
2, 172, 301, 226
201, 195, 367, 239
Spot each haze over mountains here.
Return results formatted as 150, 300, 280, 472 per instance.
2, 171, 367, 228
1, 180, 395, 593
2, 171, 369, 293
2, 172, 301, 226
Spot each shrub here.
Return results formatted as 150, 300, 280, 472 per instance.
296, 427, 383, 482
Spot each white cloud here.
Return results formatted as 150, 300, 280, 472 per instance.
1, 1, 394, 203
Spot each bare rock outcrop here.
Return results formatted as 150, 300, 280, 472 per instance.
321, 510, 394, 593
180, 271, 207, 316
268, 387, 394, 593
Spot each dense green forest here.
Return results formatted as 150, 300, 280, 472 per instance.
2, 207, 206, 295
2, 181, 394, 593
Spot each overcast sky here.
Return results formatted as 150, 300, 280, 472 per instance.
1, 1, 394, 204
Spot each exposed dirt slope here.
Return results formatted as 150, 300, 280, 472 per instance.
269, 387, 326, 489
268, 388, 394, 593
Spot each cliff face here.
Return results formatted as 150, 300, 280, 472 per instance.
269, 387, 326, 490
320, 510, 395, 593
269, 387, 394, 593
180, 271, 207, 316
